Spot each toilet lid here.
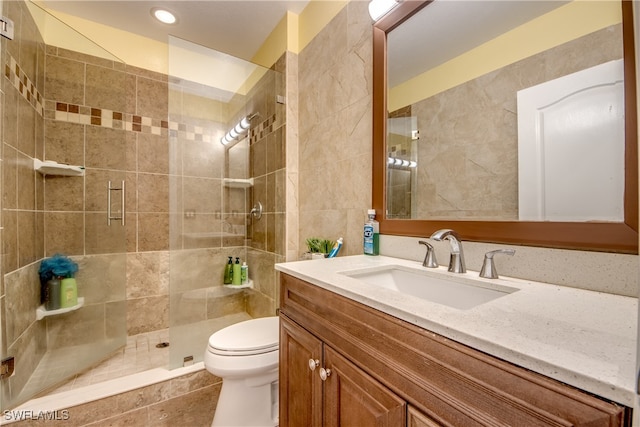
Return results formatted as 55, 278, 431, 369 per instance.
208, 316, 279, 355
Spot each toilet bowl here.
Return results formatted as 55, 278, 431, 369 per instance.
205, 316, 280, 427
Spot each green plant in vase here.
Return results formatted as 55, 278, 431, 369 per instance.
305, 238, 335, 258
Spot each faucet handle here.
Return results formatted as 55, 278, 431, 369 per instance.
418, 240, 438, 268
479, 249, 515, 279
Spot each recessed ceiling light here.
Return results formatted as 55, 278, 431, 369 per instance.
151, 7, 177, 25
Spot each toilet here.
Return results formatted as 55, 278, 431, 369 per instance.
204, 316, 280, 427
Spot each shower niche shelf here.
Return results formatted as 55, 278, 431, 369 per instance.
223, 178, 253, 188
34, 159, 85, 176
224, 279, 254, 289
36, 297, 85, 320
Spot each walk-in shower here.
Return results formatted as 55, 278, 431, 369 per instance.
1, 0, 286, 416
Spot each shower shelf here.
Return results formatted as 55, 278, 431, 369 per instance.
223, 178, 253, 188
224, 280, 254, 289
36, 297, 85, 320
34, 159, 85, 176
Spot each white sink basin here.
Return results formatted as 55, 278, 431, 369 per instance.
340, 265, 518, 310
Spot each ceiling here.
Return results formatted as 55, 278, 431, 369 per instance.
40, 0, 310, 61
387, 1, 568, 87
39, 0, 572, 85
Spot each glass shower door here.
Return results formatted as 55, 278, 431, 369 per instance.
167, 36, 276, 369
0, 0, 127, 410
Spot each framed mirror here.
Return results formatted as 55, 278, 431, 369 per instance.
372, 0, 638, 253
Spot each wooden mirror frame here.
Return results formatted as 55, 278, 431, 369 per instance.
372, 0, 639, 253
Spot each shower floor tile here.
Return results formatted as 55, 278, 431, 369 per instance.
23, 312, 255, 404
37, 329, 171, 396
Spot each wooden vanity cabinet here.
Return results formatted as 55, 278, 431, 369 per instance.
280, 316, 407, 426
278, 273, 631, 427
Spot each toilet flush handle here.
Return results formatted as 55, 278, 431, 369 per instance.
308, 359, 320, 371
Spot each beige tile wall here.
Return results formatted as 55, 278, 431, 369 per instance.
245, 54, 289, 317
298, 1, 373, 257
42, 46, 169, 336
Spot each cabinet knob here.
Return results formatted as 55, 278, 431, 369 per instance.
308, 359, 320, 371
319, 368, 332, 381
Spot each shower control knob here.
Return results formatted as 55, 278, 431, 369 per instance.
308, 359, 320, 371
319, 368, 331, 381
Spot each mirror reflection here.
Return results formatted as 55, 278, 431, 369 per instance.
386, 1, 625, 222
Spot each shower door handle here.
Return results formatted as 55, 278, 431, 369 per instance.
107, 180, 125, 226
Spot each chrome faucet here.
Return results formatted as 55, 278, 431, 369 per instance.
418, 240, 438, 268
430, 229, 466, 273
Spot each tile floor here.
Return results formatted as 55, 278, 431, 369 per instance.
32, 329, 171, 397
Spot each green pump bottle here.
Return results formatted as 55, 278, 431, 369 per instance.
232, 257, 242, 285
224, 257, 233, 284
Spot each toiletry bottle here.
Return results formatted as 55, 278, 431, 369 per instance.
232, 257, 242, 285
60, 278, 78, 308
224, 257, 233, 284
363, 209, 379, 256
45, 278, 61, 311
241, 262, 248, 285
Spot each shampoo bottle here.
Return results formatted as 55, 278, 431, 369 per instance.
45, 278, 61, 311
241, 262, 249, 285
363, 209, 379, 256
60, 278, 78, 308
232, 257, 242, 285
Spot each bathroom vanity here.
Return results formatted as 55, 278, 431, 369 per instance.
276, 256, 635, 426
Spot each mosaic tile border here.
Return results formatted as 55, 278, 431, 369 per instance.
53, 101, 171, 136
5, 53, 277, 144
51, 104, 277, 145
249, 114, 276, 145
49, 102, 218, 142
4, 55, 44, 115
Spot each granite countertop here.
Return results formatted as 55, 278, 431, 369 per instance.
275, 255, 638, 407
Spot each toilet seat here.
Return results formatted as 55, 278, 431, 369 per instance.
208, 316, 279, 356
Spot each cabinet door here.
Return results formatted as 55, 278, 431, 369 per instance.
323, 346, 406, 427
280, 315, 323, 427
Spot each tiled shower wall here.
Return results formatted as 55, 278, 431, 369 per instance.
44, 46, 169, 337
246, 54, 288, 316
